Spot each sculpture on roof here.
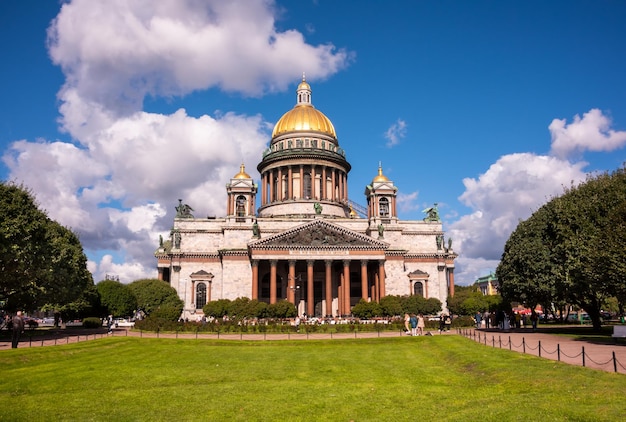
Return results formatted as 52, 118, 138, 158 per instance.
422, 203, 440, 222
175, 199, 194, 218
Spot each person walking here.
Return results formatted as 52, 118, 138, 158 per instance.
409, 314, 418, 337
404, 313, 410, 334
11, 311, 25, 349
417, 314, 425, 336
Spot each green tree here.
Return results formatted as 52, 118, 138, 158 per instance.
127, 278, 183, 317
379, 295, 403, 317
498, 166, 626, 330
203, 299, 231, 318
351, 299, 382, 319
0, 182, 94, 312
267, 299, 296, 319
96, 279, 137, 318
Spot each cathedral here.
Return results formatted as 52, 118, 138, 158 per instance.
155, 77, 457, 319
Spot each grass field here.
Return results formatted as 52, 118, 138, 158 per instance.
1, 335, 625, 421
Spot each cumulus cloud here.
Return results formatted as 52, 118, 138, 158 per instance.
549, 109, 626, 158
47, 0, 352, 121
396, 191, 420, 214
4, 0, 352, 282
384, 119, 407, 147
448, 153, 588, 285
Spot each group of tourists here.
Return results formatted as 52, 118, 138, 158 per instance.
404, 313, 426, 336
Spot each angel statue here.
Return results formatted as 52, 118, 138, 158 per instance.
422, 203, 440, 222
175, 199, 194, 218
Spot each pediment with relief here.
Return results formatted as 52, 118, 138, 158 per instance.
250, 220, 388, 250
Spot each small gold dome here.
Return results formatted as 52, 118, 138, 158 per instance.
297, 79, 311, 91
272, 106, 336, 139
373, 164, 389, 182
233, 163, 251, 179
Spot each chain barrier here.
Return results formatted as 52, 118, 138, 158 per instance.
458, 328, 625, 374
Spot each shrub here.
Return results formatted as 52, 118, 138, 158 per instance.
150, 306, 182, 321
82, 317, 102, 329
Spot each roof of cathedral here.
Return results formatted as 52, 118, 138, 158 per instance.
271, 76, 337, 140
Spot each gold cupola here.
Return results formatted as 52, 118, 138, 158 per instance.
271, 75, 337, 140
233, 163, 251, 179
373, 163, 389, 182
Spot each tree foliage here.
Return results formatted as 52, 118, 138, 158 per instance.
0, 182, 94, 312
127, 278, 183, 316
447, 285, 501, 316
96, 279, 137, 317
497, 166, 626, 330
351, 299, 382, 319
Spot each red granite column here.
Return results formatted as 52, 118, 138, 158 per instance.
360, 260, 368, 301
191, 280, 195, 306
325, 260, 332, 317
270, 260, 277, 304
307, 260, 314, 317
343, 260, 351, 315
251, 260, 259, 300
288, 260, 296, 304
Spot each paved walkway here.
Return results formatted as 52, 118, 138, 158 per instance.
461, 328, 626, 374
2, 327, 625, 374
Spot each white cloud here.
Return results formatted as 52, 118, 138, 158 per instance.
48, 0, 352, 121
384, 119, 407, 147
449, 153, 588, 285
549, 109, 626, 158
89, 254, 155, 284
4, 0, 352, 284
396, 191, 420, 214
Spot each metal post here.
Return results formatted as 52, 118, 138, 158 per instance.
557, 344, 560, 361
613, 351, 617, 373
523, 338, 526, 354
539, 341, 541, 358
582, 346, 585, 367
509, 336, 512, 350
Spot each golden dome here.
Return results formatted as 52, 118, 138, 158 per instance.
272, 105, 336, 139
271, 76, 337, 139
373, 163, 389, 182
233, 163, 251, 179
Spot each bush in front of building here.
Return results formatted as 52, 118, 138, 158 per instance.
82, 317, 103, 328
351, 299, 382, 319
151, 306, 184, 321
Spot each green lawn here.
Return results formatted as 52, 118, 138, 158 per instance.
1, 336, 624, 421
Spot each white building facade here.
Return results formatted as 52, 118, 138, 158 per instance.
155, 78, 457, 319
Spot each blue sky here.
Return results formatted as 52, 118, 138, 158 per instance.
1, 0, 625, 285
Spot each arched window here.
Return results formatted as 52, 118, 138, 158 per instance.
413, 282, 424, 297
236, 196, 246, 217
196, 283, 207, 309
379, 197, 389, 217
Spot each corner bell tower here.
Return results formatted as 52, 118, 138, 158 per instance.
226, 163, 257, 222
365, 163, 398, 224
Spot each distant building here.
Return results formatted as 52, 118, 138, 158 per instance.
155, 77, 457, 319
476, 273, 499, 296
